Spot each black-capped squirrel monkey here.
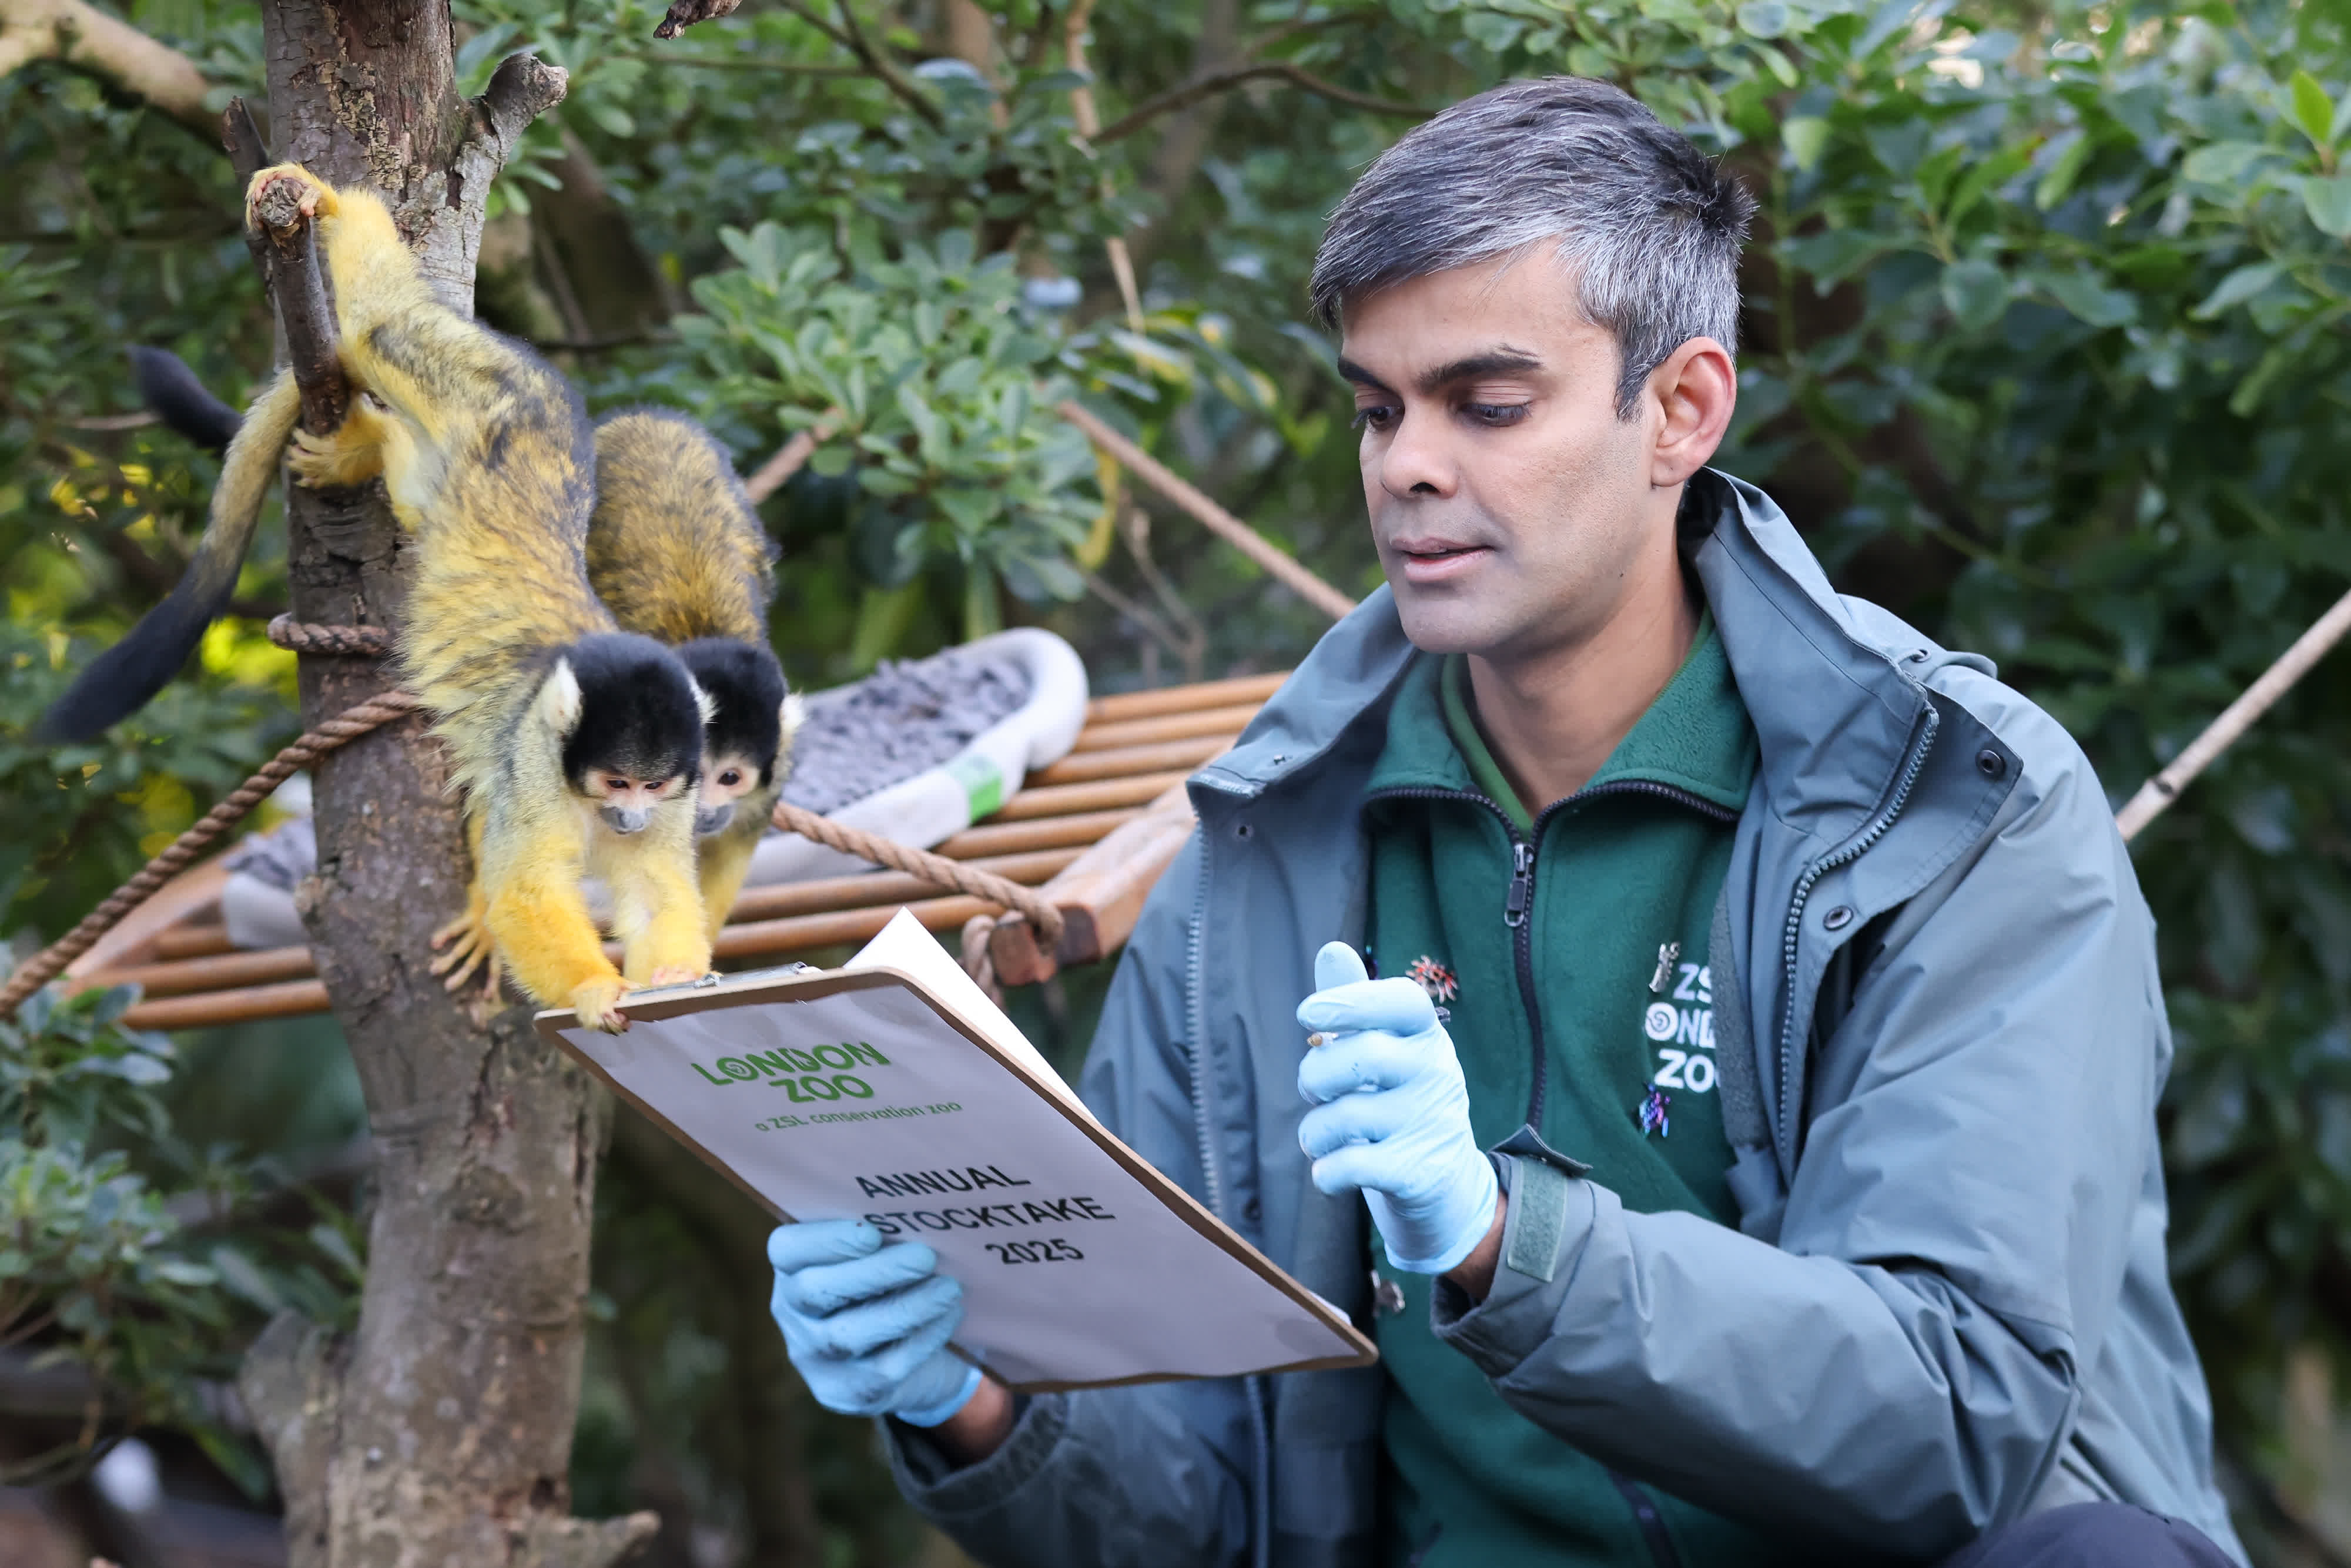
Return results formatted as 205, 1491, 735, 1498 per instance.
130, 364, 798, 961
237, 164, 712, 1030
584, 408, 797, 933
432, 410, 796, 995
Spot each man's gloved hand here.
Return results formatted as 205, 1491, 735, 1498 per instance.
768, 1219, 983, 1426
1296, 941, 1499, 1275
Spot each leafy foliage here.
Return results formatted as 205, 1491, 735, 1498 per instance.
685, 225, 1103, 632
0, 983, 360, 1492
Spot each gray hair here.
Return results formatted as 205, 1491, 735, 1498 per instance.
1310, 77, 1754, 416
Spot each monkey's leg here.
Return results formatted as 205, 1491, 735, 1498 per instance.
286, 397, 395, 490
693, 812, 764, 945
480, 823, 634, 1033
605, 810, 712, 986
245, 165, 490, 485
428, 811, 503, 1007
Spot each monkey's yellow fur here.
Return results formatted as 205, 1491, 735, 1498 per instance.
591, 410, 796, 938
248, 164, 709, 1030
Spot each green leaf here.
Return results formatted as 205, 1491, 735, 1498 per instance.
2040, 270, 2138, 327
2289, 69, 2335, 149
2191, 262, 2283, 320
2302, 174, 2351, 237
2180, 141, 2274, 189
2035, 133, 2093, 211
1781, 116, 1831, 172
1940, 259, 2010, 332
1737, 1, 1790, 39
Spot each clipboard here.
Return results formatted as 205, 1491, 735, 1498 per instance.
534, 909, 1376, 1393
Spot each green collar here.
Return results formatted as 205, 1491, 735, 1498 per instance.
1368, 614, 1759, 833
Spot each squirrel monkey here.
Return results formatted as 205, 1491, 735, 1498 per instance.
130, 363, 798, 960
585, 408, 798, 936
236, 165, 712, 1030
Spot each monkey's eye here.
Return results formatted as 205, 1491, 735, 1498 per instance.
719, 769, 743, 788
604, 776, 631, 793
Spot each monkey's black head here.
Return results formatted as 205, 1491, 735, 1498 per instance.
546, 633, 710, 836
674, 637, 791, 837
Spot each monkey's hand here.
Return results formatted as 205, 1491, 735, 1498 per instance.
569, 974, 635, 1034
244, 163, 339, 234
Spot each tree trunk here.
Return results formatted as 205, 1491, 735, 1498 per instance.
227, 4, 655, 1564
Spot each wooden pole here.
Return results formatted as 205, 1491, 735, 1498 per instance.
1054, 399, 1357, 621
2115, 584, 2351, 841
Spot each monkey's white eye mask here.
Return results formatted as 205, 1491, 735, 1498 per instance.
591, 774, 684, 835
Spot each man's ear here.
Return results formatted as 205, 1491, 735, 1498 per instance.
1645, 336, 1737, 489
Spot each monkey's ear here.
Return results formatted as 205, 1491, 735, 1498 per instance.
533, 658, 584, 738
687, 675, 718, 727
779, 692, 806, 748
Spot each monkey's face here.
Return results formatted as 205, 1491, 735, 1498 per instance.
694, 748, 767, 837
582, 768, 694, 835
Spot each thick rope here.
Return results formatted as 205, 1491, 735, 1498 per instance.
769, 799, 1066, 949
0, 691, 421, 1021
268, 615, 393, 656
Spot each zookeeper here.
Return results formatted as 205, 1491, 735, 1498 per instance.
761, 76, 2248, 1568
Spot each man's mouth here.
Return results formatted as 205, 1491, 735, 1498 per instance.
1391, 539, 1494, 583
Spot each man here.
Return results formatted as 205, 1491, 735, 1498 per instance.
763, 78, 2245, 1566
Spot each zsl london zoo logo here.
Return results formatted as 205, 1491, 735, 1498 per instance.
693, 1041, 892, 1104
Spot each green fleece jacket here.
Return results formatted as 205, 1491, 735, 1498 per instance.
1361, 620, 1793, 1567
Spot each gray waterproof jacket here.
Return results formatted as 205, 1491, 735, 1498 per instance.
888, 471, 2243, 1566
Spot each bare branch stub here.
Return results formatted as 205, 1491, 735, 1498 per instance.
226, 98, 348, 435
474, 51, 568, 152
652, 0, 741, 39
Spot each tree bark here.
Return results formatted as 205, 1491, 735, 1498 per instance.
224, 4, 655, 1564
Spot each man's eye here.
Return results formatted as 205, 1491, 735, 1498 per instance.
1464, 403, 1529, 427
1352, 404, 1400, 433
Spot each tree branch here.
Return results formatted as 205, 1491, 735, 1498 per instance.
474, 51, 569, 159
779, 0, 943, 128
0, 0, 215, 138
1093, 59, 1424, 145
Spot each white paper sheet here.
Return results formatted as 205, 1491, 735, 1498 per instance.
548, 910, 1368, 1389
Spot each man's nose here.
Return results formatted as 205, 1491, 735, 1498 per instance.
1376, 411, 1457, 500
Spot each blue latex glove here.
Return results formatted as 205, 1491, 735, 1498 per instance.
768, 1219, 983, 1426
1296, 942, 1499, 1275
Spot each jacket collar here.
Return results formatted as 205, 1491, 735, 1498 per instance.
1196, 467, 1938, 852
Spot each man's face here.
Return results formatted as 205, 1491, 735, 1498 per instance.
1339, 250, 1667, 664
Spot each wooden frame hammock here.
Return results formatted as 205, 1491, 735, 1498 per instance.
52, 670, 1284, 1031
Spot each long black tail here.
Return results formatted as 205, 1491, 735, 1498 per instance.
131, 346, 243, 452
37, 370, 300, 742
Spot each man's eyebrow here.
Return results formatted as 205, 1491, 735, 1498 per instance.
1414, 349, 1542, 394
1333, 349, 1546, 396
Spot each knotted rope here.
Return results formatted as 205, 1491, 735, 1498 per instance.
0, 689, 422, 1020
1, 621, 1064, 1022
769, 799, 1066, 949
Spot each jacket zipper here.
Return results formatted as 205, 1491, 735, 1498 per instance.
1772, 701, 1939, 1160
1185, 816, 1276, 1568
1365, 779, 1737, 1133
1368, 779, 1729, 1568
